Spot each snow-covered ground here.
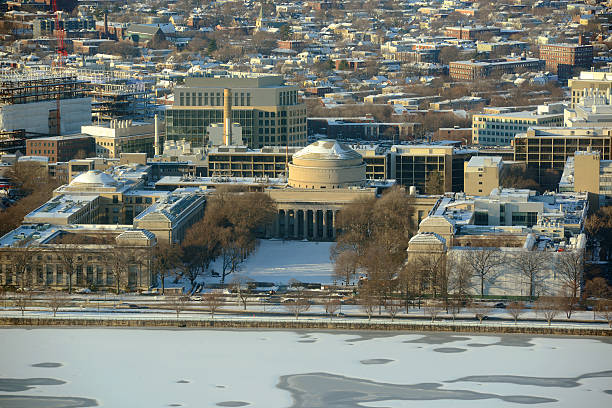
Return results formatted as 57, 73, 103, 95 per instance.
1, 328, 611, 407
171, 239, 336, 289
230, 239, 335, 284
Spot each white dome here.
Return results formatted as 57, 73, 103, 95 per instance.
70, 170, 118, 187
293, 140, 361, 161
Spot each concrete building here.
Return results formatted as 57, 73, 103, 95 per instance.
449, 57, 545, 81
0, 73, 91, 136
166, 75, 307, 149
389, 145, 474, 193
26, 134, 95, 163
464, 156, 503, 196
514, 127, 612, 179
207, 145, 301, 178
564, 90, 612, 127
0, 225, 156, 291
408, 189, 588, 297
569, 71, 612, 108
264, 140, 438, 241
561, 149, 612, 207
472, 104, 565, 146
81, 120, 158, 159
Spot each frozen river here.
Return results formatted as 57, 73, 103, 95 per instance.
0, 328, 611, 408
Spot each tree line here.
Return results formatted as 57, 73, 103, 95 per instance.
331, 187, 605, 320
153, 189, 276, 294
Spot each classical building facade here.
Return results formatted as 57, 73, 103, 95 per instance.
265, 140, 438, 241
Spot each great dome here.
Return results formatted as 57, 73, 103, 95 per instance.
288, 140, 366, 189
70, 170, 118, 187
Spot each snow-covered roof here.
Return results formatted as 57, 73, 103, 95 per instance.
293, 140, 361, 161
70, 170, 118, 187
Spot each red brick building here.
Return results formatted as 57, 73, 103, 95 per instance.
539, 44, 593, 79
449, 57, 545, 81
26, 135, 94, 164
444, 26, 501, 40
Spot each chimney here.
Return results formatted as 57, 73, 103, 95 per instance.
223, 88, 232, 145
154, 114, 160, 156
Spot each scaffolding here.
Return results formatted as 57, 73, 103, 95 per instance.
0, 72, 86, 105
0, 129, 26, 153
64, 68, 155, 121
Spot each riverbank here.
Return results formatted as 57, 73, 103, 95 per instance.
1, 313, 610, 336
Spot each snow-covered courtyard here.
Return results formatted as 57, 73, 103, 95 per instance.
1, 328, 611, 407
205, 239, 336, 286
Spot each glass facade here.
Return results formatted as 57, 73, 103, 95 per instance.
166, 109, 256, 147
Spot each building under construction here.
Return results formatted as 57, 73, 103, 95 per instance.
0, 71, 91, 136
67, 69, 155, 122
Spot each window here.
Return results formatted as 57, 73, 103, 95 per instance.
474, 211, 488, 225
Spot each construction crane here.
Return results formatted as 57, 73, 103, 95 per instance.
52, 0, 67, 136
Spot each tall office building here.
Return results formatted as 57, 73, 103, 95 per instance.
165, 75, 307, 149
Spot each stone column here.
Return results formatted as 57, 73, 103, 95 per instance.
303, 210, 308, 239
322, 209, 328, 240
331, 210, 337, 239
314, 209, 320, 240
293, 209, 299, 238
284, 210, 290, 239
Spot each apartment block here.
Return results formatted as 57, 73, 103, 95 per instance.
539, 44, 593, 79
449, 57, 545, 81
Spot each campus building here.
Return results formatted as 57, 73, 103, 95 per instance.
165, 75, 307, 149
463, 156, 503, 196
513, 127, 612, 176
26, 134, 95, 164
449, 57, 545, 81
265, 140, 439, 241
81, 120, 159, 159
408, 189, 588, 297
569, 71, 612, 108
388, 145, 474, 194
472, 104, 565, 146
539, 44, 593, 79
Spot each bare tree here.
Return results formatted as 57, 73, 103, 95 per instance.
535, 296, 560, 326
424, 300, 442, 322
596, 299, 612, 327
556, 251, 584, 310
202, 291, 224, 319
56, 235, 81, 294
332, 249, 358, 285
471, 303, 491, 324
358, 281, 377, 321
169, 296, 188, 318
15, 293, 28, 316
0, 287, 6, 308
323, 294, 341, 320
448, 253, 473, 301
284, 280, 312, 320
463, 248, 505, 298
104, 246, 132, 295
384, 298, 402, 321
507, 301, 525, 324
48, 291, 69, 317
230, 275, 253, 310
511, 251, 544, 300
152, 243, 181, 295
11, 238, 37, 291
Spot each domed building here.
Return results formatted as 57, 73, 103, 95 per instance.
266, 140, 382, 240
288, 140, 366, 189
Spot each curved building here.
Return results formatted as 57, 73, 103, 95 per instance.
288, 140, 366, 189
